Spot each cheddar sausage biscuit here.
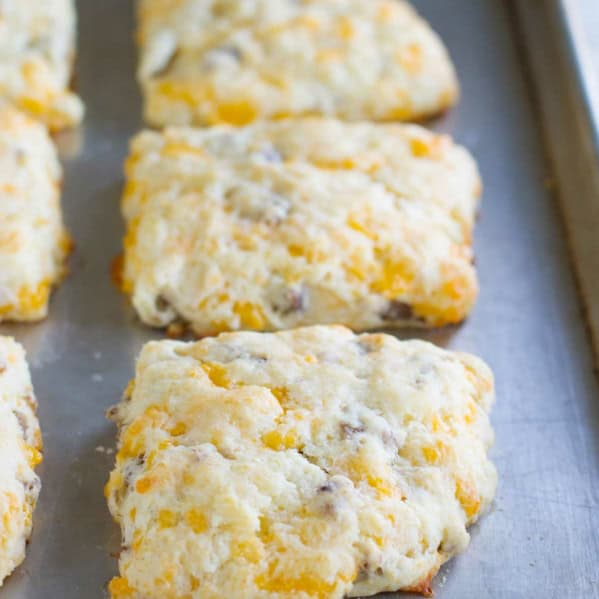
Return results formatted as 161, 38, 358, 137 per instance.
106, 325, 497, 598
138, 0, 458, 127
0, 338, 42, 586
121, 119, 480, 335
0, 0, 83, 130
0, 107, 70, 322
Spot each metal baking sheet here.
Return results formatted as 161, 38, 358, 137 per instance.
2, 1, 599, 597
515, 0, 599, 363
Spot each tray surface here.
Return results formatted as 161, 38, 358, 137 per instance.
1, 1, 598, 597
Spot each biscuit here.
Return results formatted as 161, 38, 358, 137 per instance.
0, 337, 42, 586
0, 0, 83, 130
0, 107, 70, 322
121, 119, 480, 334
106, 325, 497, 598
137, 0, 458, 127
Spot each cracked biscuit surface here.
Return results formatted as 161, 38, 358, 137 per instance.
0, 0, 83, 130
106, 325, 497, 598
0, 337, 42, 586
122, 119, 480, 335
0, 107, 70, 322
138, 0, 458, 127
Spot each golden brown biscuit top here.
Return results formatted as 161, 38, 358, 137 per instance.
107, 326, 496, 598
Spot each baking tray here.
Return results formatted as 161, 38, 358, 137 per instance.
515, 0, 599, 364
2, 1, 599, 597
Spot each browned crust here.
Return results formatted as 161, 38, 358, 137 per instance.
111, 254, 126, 292
402, 563, 441, 597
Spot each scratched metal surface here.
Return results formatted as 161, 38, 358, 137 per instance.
1, 1, 598, 597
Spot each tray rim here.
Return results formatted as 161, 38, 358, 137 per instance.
512, 0, 599, 367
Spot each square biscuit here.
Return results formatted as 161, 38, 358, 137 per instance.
138, 0, 458, 127
0, 337, 42, 586
0, 0, 84, 130
0, 107, 70, 322
121, 119, 481, 335
106, 325, 497, 598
